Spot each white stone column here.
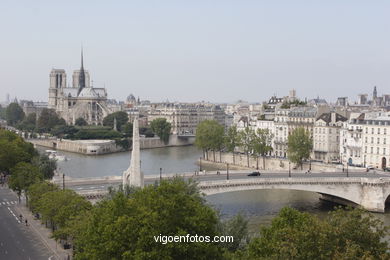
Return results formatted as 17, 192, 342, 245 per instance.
123, 118, 143, 188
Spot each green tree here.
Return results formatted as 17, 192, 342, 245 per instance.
51, 125, 78, 139
37, 108, 66, 133
121, 122, 133, 137
6, 102, 25, 126
32, 154, 57, 179
75, 117, 88, 126
224, 125, 240, 165
0, 129, 36, 174
9, 162, 43, 203
238, 127, 255, 167
72, 178, 225, 260
195, 120, 225, 161
219, 214, 249, 252
27, 181, 60, 213
287, 127, 313, 169
0, 105, 6, 120
103, 111, 128, 131
252, 129, 273, 170
139, 127, 154, 137
246, 207, 390, 259
150, 118, 172, 144
16, 112, 37, 132
37, 189, 91, 234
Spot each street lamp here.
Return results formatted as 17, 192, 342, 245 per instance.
289, 161, 291, 177
226, 163, 229, 180
159, 168, 162, 182
346, 163, 349, 177
62, 173, 65, 190
199, 157, 202, 172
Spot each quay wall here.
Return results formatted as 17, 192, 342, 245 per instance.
203, 151, 366, 173
29, 135, 195, 155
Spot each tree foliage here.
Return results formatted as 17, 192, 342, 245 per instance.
150, 118, 172, 144
72, 178, 225, 259
103, 111, 129, 131
252, 129, 274, 169
9, 162, 43, 201
0, 129, 36, 174
195, 120, 225, 160
16, 112, 37, 131
246, 207, 390, 259
121, 122, 133, 137
75, 117, 88, 126
6, 102, 25, 126
32, 154, 57, 179
237, 127, 255, 167
37, 108, 66, 133
287, 127, 313, 168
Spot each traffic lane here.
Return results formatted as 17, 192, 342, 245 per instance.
0, 188, 52, 260
0, 206, 52, 259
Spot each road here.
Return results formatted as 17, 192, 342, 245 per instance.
0, 186, 52, 260
69, 169, 390, 192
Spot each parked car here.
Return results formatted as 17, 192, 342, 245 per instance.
366, 165, 375, 170
384, 167, 390, 172
247, 171, 261, 176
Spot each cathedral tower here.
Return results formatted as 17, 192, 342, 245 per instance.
49, 69, 67, 109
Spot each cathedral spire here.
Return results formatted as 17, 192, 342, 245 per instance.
78, 48, 86, 95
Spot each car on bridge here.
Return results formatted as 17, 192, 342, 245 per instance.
247, 171, 261, 177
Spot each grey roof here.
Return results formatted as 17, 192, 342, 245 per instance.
316, 112, 347, 123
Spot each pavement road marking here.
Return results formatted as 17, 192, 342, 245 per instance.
7, 207, 21, 223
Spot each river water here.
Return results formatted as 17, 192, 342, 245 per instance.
37, 145, 390, 232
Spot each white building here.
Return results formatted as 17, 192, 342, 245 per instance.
339, 113, 364, 166
313, 112, 347, 163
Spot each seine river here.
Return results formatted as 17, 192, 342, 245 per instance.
37, 146, 390, 232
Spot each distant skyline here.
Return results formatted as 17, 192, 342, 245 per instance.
1, 1, 390, 103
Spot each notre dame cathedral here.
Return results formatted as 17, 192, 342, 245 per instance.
48, 50, 111, 125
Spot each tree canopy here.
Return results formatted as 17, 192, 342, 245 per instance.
103, 111, 129, 131
0, 129, 36, 174
246, 207, 390, 259
195, 120, 225, 156
6, 102, 25, 126
75, 117, 88, 126
9, 162, 43, 201
72, 178, 225, 259
150, 118, 172, 144
287, 127, 313, 168
37, 108, 66, 133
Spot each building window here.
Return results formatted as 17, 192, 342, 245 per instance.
371, 137, 374, 144
378, 128, 381, 134
365, 146, 367, 153
384, 148, 386, 155
372, 128, 374, 134
384, 138, 387, 145
378, 138, 380, 144
385, 128, 387, 135
371, 147, 373, 154
377, 147, 380, 154
366, 127, 368, 134
365, 137, 368, 143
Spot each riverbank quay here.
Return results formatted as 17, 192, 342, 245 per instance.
202, 151, 367, 173
29, 135, 195, 155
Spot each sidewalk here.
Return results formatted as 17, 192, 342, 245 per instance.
14, 199, 72, 260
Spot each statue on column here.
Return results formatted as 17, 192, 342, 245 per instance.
123, 118, 143, 188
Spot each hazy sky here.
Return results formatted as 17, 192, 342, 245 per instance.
1, 0, 390, 103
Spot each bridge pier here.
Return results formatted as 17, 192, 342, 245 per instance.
359, 185, 386, 213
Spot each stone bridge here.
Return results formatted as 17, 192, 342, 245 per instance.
76, 176, 390, 213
